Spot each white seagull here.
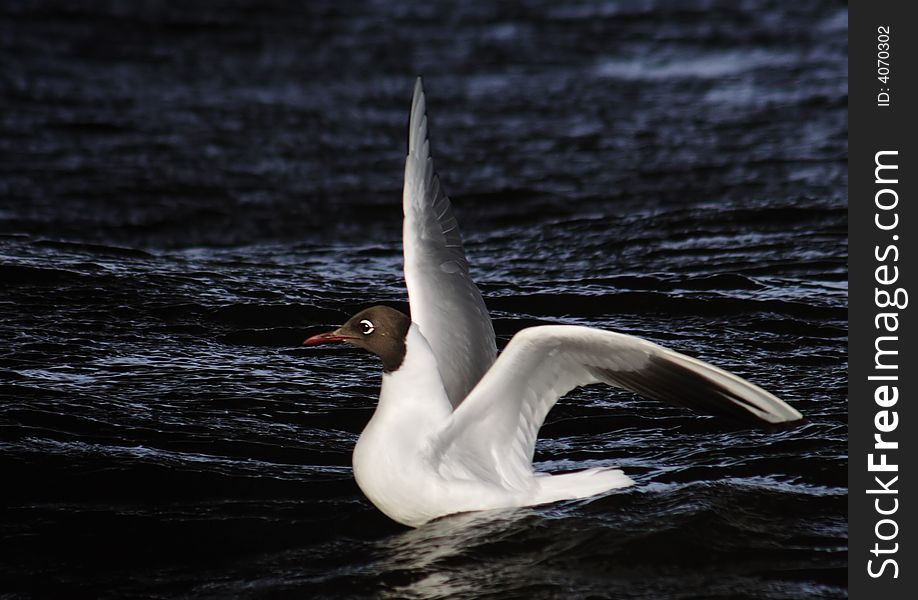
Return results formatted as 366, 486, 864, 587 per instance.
304, 78, 802, 528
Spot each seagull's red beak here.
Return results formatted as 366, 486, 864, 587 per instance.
303, 330, 352, 346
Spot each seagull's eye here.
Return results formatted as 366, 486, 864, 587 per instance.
359, 319, 375, 335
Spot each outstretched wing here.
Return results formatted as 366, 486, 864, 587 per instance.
432, 325, 802, 490
403, 77, 496, 408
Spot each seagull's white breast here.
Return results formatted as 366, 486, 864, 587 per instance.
351, 326, 453, 526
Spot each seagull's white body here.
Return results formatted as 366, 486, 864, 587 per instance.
352, 325, 636, 527
336, 79, 800, 527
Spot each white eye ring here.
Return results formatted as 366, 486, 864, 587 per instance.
359, 319, 375, 335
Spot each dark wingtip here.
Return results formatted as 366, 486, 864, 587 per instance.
596, 355, 804, 429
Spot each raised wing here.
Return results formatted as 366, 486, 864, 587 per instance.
403, 78, 496, 408
433, 325, 802, 490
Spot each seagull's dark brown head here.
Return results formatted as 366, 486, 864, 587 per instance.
304, 305, 411, 372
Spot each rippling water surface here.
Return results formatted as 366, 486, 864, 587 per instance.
1, 1, 846, 598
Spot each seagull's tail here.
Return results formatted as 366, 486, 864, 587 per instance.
530, 467, 634, 506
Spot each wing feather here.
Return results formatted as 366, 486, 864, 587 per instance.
433, 325, 802, 490
403, 78, 497, 408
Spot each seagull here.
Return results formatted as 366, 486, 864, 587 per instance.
304, 78, 802, 528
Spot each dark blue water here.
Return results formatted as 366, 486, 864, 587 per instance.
1, 1, 847, 598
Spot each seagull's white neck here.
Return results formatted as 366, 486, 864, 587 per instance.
374, 324, 453, 426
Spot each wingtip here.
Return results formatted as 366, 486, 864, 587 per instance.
759, 393, 803, 425
747, 396, 805, 428
759, 412, 806, 432
747, 395, 804, 429
412, 76, 425, 112
408, 76, 428, 156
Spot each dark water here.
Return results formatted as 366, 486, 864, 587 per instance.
1, 1, 847, 598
